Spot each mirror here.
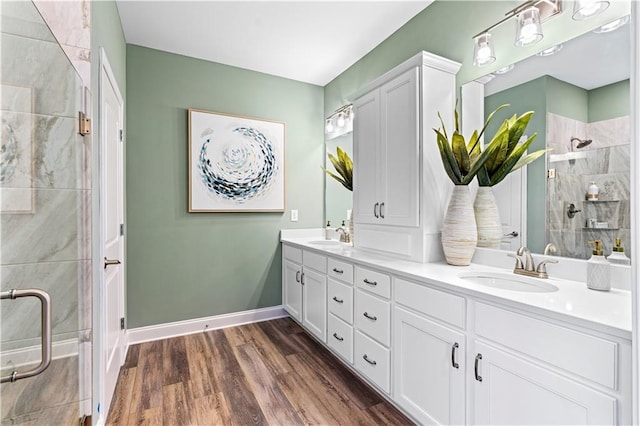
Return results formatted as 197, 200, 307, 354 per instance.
324, 132, 353, 227
479, 20, 631, 260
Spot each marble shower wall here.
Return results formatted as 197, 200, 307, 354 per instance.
546, 113, 631, 260
1, 1, 91, 423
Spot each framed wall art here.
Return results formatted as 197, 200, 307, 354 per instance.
188, 108, 285, 212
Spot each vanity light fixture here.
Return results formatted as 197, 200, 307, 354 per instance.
572, 0, 609, 20
325, 104, 353, 140
593, 15, 629, 33
536, 43, 563, 56
494, 64, 515, 74
472, 0, 562, 67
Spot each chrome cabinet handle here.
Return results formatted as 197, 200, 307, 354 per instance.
332, 296, 344, 304
363, 312, 377, 321
379, 202, 385, 219
374, 202, 379, 218
104, 257, 121, 269
295, 270, 301, 283
1, 289, 52, 383
363, 278, 377, 286
301, 273, 305, 285
332, 268, 344, 274
451, 342, 459, 369
363, 354, 377, 365
333, 333, 344, 342
474, 353, 483, 382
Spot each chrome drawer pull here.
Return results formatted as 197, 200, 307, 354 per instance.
363, 354, 377, 365
332, 268, 344, 274
474, 353, 483, 382
374, 202, 379, 218
451, 342, 459, 369
363, 278, 377, 286
379, 202, 385, 219
332, 296, 344, 304
333, 333, 344, 342
295, 271, 301, 283
363, 312, 377, 321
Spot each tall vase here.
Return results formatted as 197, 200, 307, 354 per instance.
442, 185, 477, 266
474, 186, 502, 249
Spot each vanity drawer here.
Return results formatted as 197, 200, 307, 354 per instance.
355, 330, 390, 394
283, 245, 302, 263
303, 250, 326, 273
328, 278, 353, 324
356, 290, 390, 346
356, 266, 391, 299
328, 314, 354, 364
476, 303, 618, 389
395, 278, 465, 329
328, 258, 354, 284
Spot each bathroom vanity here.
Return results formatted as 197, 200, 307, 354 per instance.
281, 231, 632, 425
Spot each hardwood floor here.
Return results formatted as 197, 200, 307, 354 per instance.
106, 317, 413, 425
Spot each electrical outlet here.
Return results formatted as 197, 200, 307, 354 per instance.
291, 209, 299, 222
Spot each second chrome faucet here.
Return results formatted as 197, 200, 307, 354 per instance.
509, 246, 558, 279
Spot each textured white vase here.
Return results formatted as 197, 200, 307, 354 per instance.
474, 187, 502, 249
348, 209, 354, 246
442, 185, 477, 266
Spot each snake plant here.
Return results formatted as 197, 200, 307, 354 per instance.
322, 146, 353, 191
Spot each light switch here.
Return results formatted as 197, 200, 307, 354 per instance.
290, 209, 299, 222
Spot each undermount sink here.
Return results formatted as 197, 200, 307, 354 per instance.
309, 240, 342, 246
459, 271, 559, 293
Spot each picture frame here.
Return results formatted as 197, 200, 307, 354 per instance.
188, 108, 285, 212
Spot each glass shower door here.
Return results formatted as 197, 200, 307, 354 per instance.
1, 1, 91, 424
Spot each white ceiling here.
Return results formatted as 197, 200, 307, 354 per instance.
116, 1, 432, 86
484, 22, 630, 96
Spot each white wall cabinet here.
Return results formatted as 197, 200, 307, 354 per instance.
393, 307, 465, 425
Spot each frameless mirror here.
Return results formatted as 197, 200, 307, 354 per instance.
477, 20, 631, 261
324, 132, 353, 227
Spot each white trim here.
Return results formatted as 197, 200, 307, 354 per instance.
631, 2, 639, 424
127, 306, 288, 345
0, 339, 78, 370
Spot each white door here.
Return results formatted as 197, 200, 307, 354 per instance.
100, 50, 125, 416
283, 259, 302, 321
302, 268, 327, 343
353, 91, 380, 225
473, 342, 616, 425
493, 167, 525, 250
394, 307, 465, 425
380, 67, 419, 227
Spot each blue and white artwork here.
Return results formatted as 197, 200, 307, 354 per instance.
189, 109, 285, 212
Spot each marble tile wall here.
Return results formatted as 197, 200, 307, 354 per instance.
1, 1, 91, 423
546, 113, 631, 260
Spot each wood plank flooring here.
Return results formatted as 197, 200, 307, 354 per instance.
106, 317, 413, 425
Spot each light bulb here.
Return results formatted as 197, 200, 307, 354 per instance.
337, 113, 346, 128
326, 119, 334, 133
473, 33, 495, 67
515, 7, 543, 47
573, 0, 610, 20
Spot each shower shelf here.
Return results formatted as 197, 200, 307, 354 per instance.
583, 200, 620, 203
582, 227, 619, 231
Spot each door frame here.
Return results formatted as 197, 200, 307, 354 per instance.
94, 47, 126, 423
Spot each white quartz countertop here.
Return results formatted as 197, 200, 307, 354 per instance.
281, 234, 632, 339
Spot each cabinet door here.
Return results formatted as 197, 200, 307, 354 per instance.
283, 259, 302, 322
473, 342, 617, 425
302, 268, 327, 343
379, 68, 419, 227
353, 90, 381, 225
393, 307, 465, 425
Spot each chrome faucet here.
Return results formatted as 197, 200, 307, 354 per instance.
543, 243, 557, 256
336, 224, 350, 243
509, 246, 559, 279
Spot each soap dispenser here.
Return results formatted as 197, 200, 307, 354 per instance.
607, 238, 631, 266
325, 221, 332, 240
587, 240, 610, 291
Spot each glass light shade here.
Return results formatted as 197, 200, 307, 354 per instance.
473, 33, 496, 67
515, 7, 543, 47
593, 15, 629, 33
325, 118, 334, 133
572, 0, 610, 20
494, 64, 515, 74
337, 113, 346, 128
536, 44, 563, 57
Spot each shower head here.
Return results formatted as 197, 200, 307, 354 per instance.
570, 137, 592, 150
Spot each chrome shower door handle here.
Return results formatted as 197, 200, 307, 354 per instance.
1, 289, 52, 383
504, 231, 519, 238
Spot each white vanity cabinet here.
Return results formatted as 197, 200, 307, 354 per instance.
282, 246, 327, 343
351, 51, 461, 262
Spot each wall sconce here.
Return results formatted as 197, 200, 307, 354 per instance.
572, 0, 609, 20
472, 0, 562, 67
325, 104, 353, 140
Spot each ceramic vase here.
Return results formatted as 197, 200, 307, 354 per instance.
474, 186, 502, 249
442, 185, 477, 266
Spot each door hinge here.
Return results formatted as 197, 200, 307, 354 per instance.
119, 129, 123, 142
120, 223, 124, 236
78, 111, 91, 136
120, 317, 125, 330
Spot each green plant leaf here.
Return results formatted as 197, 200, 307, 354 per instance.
469, 103, 510, 153
323, 147, 353, 191
452, 131, 470, 175
321, 167, 350, 190
437, 112, 449, 141
435, 128, 462, 184
508, 111, 534, 152
490, 133, 539, 186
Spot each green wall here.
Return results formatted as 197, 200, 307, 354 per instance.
126, 45, 324, 327
485, 77, 548, 253
546, 77, 588, 122
588, 79, 630, 122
